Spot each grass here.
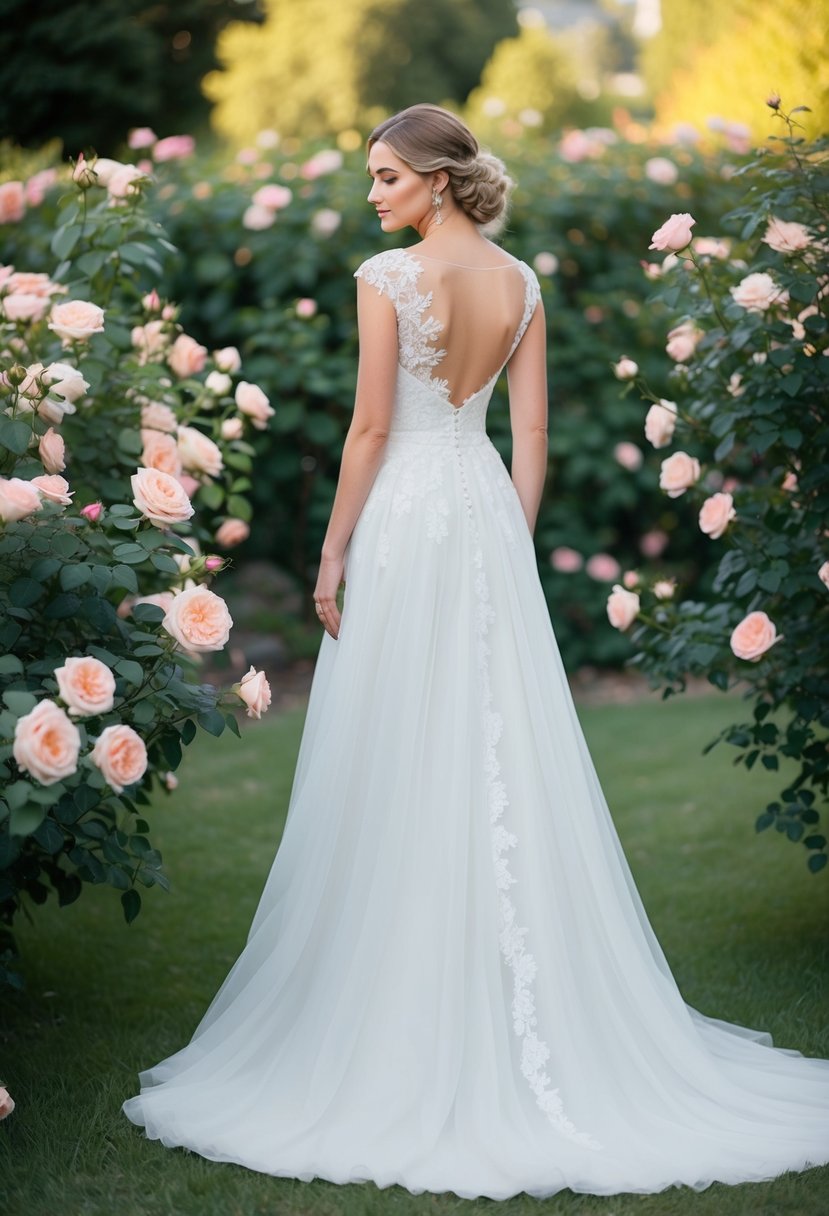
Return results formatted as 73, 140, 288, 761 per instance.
1, 690, 827, 1216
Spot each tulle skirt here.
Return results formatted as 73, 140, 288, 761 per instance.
123, 432, 829, 1199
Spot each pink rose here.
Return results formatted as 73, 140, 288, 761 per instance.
131, 466, 194, 526
252, 184, 292, 210
37, 395, 77, 426
586, 553, 621, 582
107, 164, 146, 200
128, 127, 157, 150
533, 251, 558, 275
730, 272, 789, 313
640, 530, 669, 557
80, 501, 103, 522
730, 610, 780, 661
296, 297, 318, 318
300, 149, 343, 179
220, 417, 244, 441
550, 546, 582, 573
48, 299, 105, 343
311, 208, 342, 237
234, 381, 274, 430
613, 442, 643, 471
55, 655, 116, 717
90, 724, 148, 793
818, 561, 829, 590
665, 320, 702, 362
606, 585, 640, 631
141, 430, 182, 477
0, 181, 25, 223
649, 212, 696, 252
0, 1086, 14, 1120
141, 401, 177, 432
242, 204, 275, 231
27, 167, 57, 205
612, 356, 638, 380
39, 427, 66, 474
213, 346, 241, 373
6, 271, 62, 298
152, 135, 195, 162
762, 216, 812, 254
215, 517, 250, 547
622, 570, 640, 589
162, 585, 233, 652
644, 399, 677, 449
652, 579, 675, 600
644, 157, 679, 186
205, 555, 223, 572
131, 320, 170, 363
3, 293, 48, 322
0, 476, 43, 522
699, 492, 736, 539
168, 333, 207, 378
177, 472, 201, 498
13, 699, 81, 786
693, 237, 731, 260
234, 665, 272, 718
31, 474, 73, 505
205, 370, 232, 396
177, 424, 223, 478
659, 451, 700, 498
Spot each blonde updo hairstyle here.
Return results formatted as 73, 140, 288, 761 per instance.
367, 103, 514, 236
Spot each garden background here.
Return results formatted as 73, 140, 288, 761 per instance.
1, 1, 828, 1212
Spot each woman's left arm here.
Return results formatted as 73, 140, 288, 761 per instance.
314, 278, 398, 638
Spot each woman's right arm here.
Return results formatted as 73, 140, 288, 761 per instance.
505, 299, 549, 536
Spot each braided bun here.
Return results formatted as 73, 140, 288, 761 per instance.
368, 104, 515, 235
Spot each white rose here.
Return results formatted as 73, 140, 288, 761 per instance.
205, 370, 232, 396
730, 272, 789, 313
43, 362, 90, 403
177, 425, 224, 478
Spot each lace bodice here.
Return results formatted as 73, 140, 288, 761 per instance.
353, 247, 541, 440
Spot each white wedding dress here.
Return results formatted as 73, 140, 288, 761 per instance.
123, 247, 829, 1199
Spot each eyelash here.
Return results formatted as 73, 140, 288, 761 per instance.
382, 177, 397, 185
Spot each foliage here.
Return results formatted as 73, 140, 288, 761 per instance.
465, 24, 580, 136
0, 0, 263, 156
611, 104, 829, 874
0, 160, 274, 987
204, 0, 517, 144
642, 0, 829, 142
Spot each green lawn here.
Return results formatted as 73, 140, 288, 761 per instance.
2, 690, 827, 1216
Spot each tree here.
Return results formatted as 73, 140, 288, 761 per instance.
464, 24, 580, 137
0, 0, 263, 156
204, 0, 517, 144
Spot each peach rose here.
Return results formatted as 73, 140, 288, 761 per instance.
818, 561, 829, 590
0, 1085, 14, 1120
213, 346, 241, 373
131, 320, 169, 362
38, 394, 77, 426
533, 251, 558, 275
606, 585, 640, 630
644, 399, 677, 449
730, 272, 788, 313
649, 212, 695, 252
0, 476, 43, 522
168, 333, 207, 379
612, 356, 638, 380
31, 474, 73, 505
235, 381, 274, 429
215, 517, 250, 547
730, 610, 780, 661
141, 401, 177, 432
141, 430, 181, 477
311, 209, 342, 237
107, 164, 146, 200
613, 441, 643, 471
644, 157, 679, 186
220, 417, 244, 441
653, 579, 675, 600
3, 293, 48, 322
13, 699, 81, 786
119, 590, 176, 620
699, 492, 736, 539
55, 655, 116, 716
234, 665, 272, 719
177, 425, 223, 478
164, 770, 179, 790
242, 204, 275, 231
90, 724, 148, 793
665, 320, 702, 362
762, 217, 812, 255
659, 451, 700, 498
131, 466, 194, 526
0, 181, 25, 223
39, 427, 66, 474
43, 361, 89, 402
6, 271, 61, 298
48, 300, 105, 343
162, 585, 233, 652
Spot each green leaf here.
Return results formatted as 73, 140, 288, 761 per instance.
59, 563, 92, 591
781, 372, 803, 397
51, 223, 83, 260
10, 801, 47, 837
32, 817, 64, 854
115, 659, 144, 686
0, 416, 33, 456
755, 812, 774, 832
226, 494, 252, 522
713, 432, 735, 462
3, 690, 38, 715
198, 482, 224, 509
807, 853, 827, 874
0, 654, 23, 675
197, 708, 226, 737
121, 888, 141, 924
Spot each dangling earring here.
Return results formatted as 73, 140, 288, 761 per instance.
432, 187, 443, 225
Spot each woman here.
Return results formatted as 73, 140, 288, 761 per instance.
124, 103, 829, 1199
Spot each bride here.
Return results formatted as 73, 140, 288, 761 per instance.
123, 103, 829, 1200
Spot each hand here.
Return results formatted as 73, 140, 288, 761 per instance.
313, 551, 346, 640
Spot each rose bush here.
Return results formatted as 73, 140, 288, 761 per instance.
0, 158, 274, 988
607, 103, 829, 874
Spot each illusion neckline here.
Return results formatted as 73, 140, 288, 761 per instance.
404, 248, 522, 271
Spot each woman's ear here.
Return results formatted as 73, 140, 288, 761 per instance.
431, 169, 449, 195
